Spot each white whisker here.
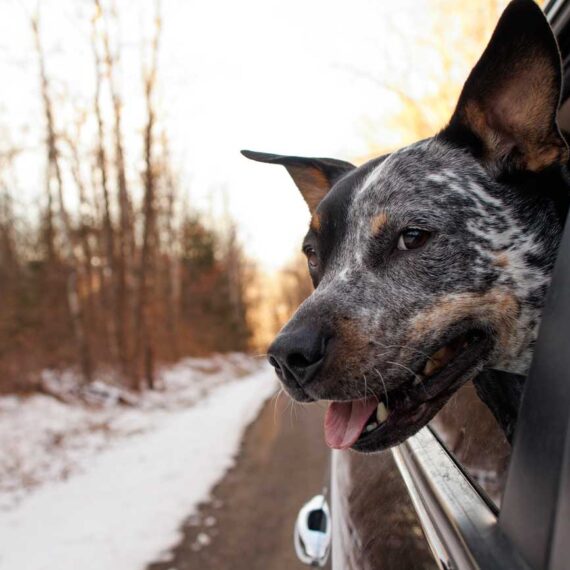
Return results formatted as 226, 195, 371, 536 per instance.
374, 368, 389, 407
386, 360, 424, 387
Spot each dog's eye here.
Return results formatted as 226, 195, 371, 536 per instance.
397, 228, 431, 251
304, 246, 319, 269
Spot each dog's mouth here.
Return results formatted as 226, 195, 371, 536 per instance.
324, 329, 492, 452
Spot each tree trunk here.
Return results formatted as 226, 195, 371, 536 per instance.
33, 14, 93, 383
97, 0, 136, 379
134, 3, 162, 389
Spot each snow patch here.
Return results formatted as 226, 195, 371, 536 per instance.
0, 354, 261, 507
0, 357, 276, 570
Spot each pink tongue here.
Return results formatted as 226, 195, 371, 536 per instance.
324, 399, 378, 450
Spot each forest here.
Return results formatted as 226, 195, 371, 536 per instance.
0, 1, 305, 393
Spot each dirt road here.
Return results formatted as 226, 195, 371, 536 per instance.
148, 394, 330, 570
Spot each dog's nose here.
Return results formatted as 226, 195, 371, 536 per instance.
267, 327, 328, 387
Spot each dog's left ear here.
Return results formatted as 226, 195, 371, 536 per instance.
241, 150, 355, 213
442, 0, 568, 174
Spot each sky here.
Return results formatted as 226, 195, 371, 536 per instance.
0, 0, 435, 270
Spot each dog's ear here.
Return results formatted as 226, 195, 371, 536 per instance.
241, 150, 355, 213
442, 0, 568, 174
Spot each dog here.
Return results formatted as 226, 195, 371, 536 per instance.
242, 0, 570, 453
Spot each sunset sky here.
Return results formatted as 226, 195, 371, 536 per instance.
0, 0, 479, 269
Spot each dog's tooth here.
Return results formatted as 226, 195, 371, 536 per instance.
376, 402, 389, 423
424, 345, 457, 377
366, 422, 378, 432
423, 359, 438, 377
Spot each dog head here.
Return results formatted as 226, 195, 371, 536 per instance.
243, 0, 570, 452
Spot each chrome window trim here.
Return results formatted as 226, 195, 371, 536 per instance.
546, 0, 570, 33
392, 429, 531, 570
546, 0, 569, 30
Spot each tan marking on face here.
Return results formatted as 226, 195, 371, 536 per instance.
331, 317, 375, 372
310, 212, 321, 233
370, 211, 388, 237
408, 289, 520, 352
493, 252, 510, 269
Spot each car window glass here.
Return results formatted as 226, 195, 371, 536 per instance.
429, 380, 511, 508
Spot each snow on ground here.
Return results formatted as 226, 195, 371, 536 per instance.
0, 353, 261, 508
0, 355, 277, 570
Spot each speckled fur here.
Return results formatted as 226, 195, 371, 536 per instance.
282, 138, 567, 403
247, 1, 570, 448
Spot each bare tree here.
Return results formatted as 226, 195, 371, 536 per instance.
63, 119, 98, 344
0, 1, 257, 393
32, 13, 93, 383
347, 0, 509, 157
91, 3, 132, 373
97, 0, 136, 377
134, 1, 162, 389
158, 132, 180, 360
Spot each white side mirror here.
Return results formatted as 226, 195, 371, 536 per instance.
294, 494, 331, 567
